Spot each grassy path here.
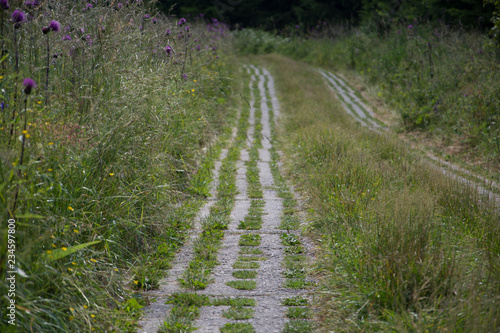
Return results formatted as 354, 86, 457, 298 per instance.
320, 68, 500, 206
138, 64, 312, 332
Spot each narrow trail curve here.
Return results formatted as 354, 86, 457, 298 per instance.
138, 64, 311, 333
320, 68, 500, 208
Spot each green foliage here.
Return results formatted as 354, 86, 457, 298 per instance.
0, 1, 233, 331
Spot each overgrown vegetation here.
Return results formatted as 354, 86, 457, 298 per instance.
234, 24, 500, 171
0, 1, 234, 331
258, 54, 500, 332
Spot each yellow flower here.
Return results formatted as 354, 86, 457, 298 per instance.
191, 89, 195, 92
90, 259, 97, 263
62, 247, 67, 251
84, 305, 88, 309
25, 134, 30, 138
74, 229, 79, 233
48, 142, 54, 145
70, 307, 75, 312
0, 76, 3, 79
50, 235, 55, 239
109, 173, 114, 176
133, 280, 139, 285
52, 244, 57, 248
12, 162, 17, 166
22, 130, 27, 134
69, 316, 74, 321
115, 268, 119, 272
90, 314, 95, 318
67, 268, 73, 271
46, 250, 52, 254
68, 206, 74, 211
194, 80, 197, 82
72, 262, 76, 265
37, 101, 42, 104
48, 169, 53, 171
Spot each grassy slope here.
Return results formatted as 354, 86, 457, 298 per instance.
0, 2, 237, 331
255, 53, 500, 332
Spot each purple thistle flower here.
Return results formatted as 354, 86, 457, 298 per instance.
178, 18, 186, 26
185, 26, 189, 31
212, 18, 217, 23
196, 45, 200, 51
144, 14, 150, 19
151, 17, 157, 24
23, 78, 36, 95
42, 27, 50, 34
12, 10, 27, 25
408, 24, 413, 29
165, 45, 172, 55
49, 20, 60, 32
0, 0, 9, 10
63, 35, 71, 41
182, 74, 188, 80
165, 29, 170, 35
79, 27, 85, 34
0, 102, 6, 111
85, 3, 93, 10
117, 2, 123, 9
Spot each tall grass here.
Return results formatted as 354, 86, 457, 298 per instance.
234, 25, 500, 167
256, 54, 500, 332
0, 1, 234, 331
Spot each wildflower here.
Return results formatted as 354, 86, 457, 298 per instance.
84, 3, 93, 10
69, 316, 74, 321
48, 142, 54, 145
178, 17, 186, 26
90, 314, 95, 318
68, 206, 74, 211
133, 280, 138, 284
63, 35, 71, 41
115, 268, 118, 272
165, 29, 170, 35
62, 247, 67, 251
144, 14, 150, 19
109, 172, 114, 176
72, 262, 76, 265
165, 45, 172, 56
196, 44, 200, 51
52, 244, 56, 248
90, 258, 97, 262
68, 268, 73, 271
23, 78, 36, 95
46, 250, 52, 254
42, 27, 50, 34
0, 102, 5, 111
151, 17, 157, 24
73, 229, 79, 233
12, 10, 27, 27
182, 74, 188, 80
49, 20, 61, 32
84, 305, 88, 309
117, 2, 123, 9
408, 24, 413, 29
0, 0, 9, 10
185, 26, 189, 31
70, 307, 75, 312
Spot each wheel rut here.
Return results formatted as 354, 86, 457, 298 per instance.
138, 64, 313, 333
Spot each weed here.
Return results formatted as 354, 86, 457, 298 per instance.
282, 297, 309, 306
222, 307, 255, 320
282, 320, 313, 333
286, 307, 311, 319
220, 323, 255, 333
226, 280, 257, 290
238, 234, 262, 246
232, 270, 258, 279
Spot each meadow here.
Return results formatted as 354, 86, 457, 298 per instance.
234, 24, 500, 177
0, 0, 234, 331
